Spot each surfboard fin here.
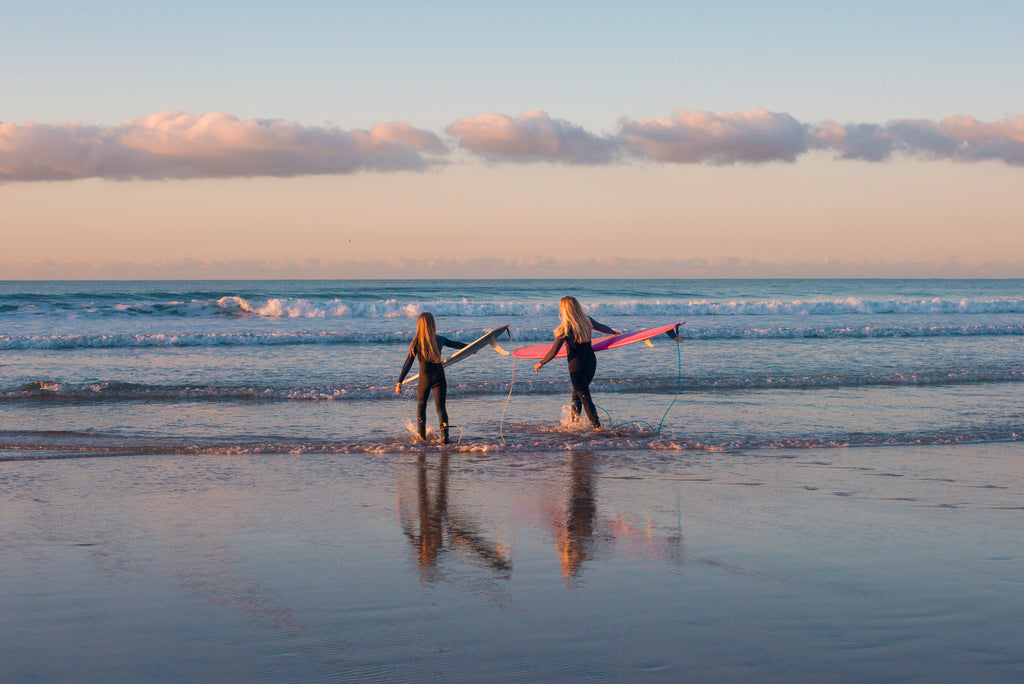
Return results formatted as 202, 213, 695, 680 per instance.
489, 327, 512, 355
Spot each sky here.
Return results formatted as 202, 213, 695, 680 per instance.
2, 0, 1023, 278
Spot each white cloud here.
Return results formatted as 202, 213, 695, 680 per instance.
445, 110, 620, 164
3, 110, 1024, 183
450, 109, 1024, 167
617, 109, 810, 164
813, 115, 1024, 165
0, 112, 447, 182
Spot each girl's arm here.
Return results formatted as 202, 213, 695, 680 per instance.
396, 353, 416, 393
534, 336, 565, 372
439, 335, 467, 350
589, 316, 618, 335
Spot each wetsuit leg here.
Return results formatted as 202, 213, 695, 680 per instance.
416, 363, 449, 442
416, 376, 431, 439
569, 390, 582, 417
569, 369, 600, 428
433, 376, 449, 443
566, 344, 600, 427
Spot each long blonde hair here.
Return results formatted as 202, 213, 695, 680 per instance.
411, 312, 442, 363
554, 296, 592, 343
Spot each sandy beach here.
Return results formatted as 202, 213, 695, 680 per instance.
2, 442, 1021, 683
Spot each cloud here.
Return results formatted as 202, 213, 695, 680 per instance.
810, 122, 896, 162
445, 108, 815, 166
0, 112, 447, 182
449, 109, 1024, 167
618, 109, 811, 164
815, 115, 1024, 165
3, 110, 1024, 183
445, 110, 620, 164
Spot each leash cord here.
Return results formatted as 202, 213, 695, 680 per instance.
503, 326, 683, 438
597, 327, 683, 435
499, 336, 517, 444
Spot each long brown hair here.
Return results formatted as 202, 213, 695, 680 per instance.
554, 296, 592, 343
411, 312, 442, 363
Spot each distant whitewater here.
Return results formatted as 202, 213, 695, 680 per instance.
4, 293, 1024, 320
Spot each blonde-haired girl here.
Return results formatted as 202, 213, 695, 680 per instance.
396, 312, 466, 443
534, 296, 617, 429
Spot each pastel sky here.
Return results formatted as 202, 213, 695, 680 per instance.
3, 0, 1023, 278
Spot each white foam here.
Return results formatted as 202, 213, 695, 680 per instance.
4, 295, 1021, 321
3, 427, 1020, 460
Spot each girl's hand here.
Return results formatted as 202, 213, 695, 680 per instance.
534, 362, 543, 373
395, 383, 402, 394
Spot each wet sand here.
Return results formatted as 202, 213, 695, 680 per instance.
1, 443, 1022, 682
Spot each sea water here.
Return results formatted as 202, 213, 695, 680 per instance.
1, 278, 1022, 456
2, 279, 1023, 682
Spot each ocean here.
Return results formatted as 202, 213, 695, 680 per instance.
2, 278, 1022, 456
2, 278, 1023, 682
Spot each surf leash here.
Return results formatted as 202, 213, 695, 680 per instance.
499, 340, 517, 444
502, 323, 685, 439
595, 323, 684, 436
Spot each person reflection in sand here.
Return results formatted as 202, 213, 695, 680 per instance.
398, 452, 684, 591
398, 454, 512, 585
548, 452, 686, 585
556, 452, 598, 580
412, 453, 447, 571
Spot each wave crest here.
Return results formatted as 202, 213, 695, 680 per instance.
4, 295, 1024, 320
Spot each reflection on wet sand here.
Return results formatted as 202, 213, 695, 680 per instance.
399, 451, 684, 588
555, 451, 598, 580
549, 452, 684, 584
398, 453, 512, 584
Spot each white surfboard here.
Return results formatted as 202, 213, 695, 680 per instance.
401, 324, 511, 384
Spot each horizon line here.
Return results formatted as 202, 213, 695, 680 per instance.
3, 256, 1023, 281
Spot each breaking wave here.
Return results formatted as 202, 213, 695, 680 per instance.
3, 295, 1024, 320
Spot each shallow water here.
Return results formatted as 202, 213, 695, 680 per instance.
2, 278, 1022, 455
1, 444, 1021, 682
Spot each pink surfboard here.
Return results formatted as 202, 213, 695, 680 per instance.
512, 321, 685, 359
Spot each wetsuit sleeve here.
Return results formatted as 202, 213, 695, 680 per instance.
438, 336, 467, 350
538, 336, 566, 366
397, 352, 416, 384
589, 317, 618, 335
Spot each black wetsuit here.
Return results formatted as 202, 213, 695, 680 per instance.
538, 318, 616, 427
398, 335, 466, 441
